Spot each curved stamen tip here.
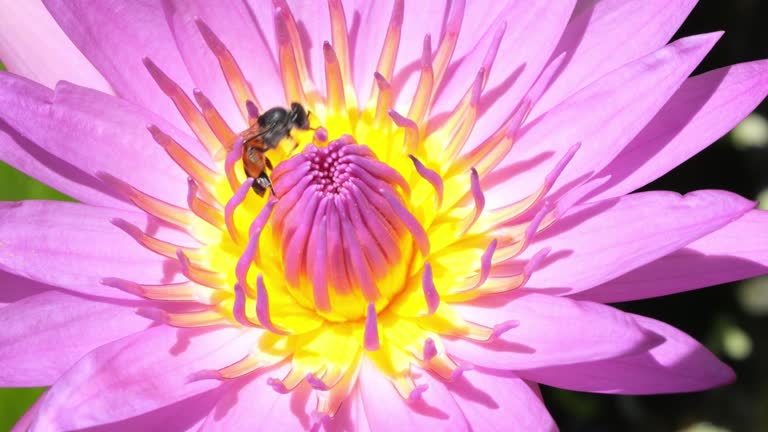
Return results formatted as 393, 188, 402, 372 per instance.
364, 302, 380, 351
101, 277, 143, 296
187, 369, 222, 382
450, 363, 474, 381
474, 238, 498, 289
314, 127, 329, 143
232, 282, 260, 328
525, 247, 551, 275
338, 134, 357, 145
136, 307, 168, 323
423, 338, 437, 361
408, 384, 429, 401
490, 320, 520, 341
246, 100, 260, 123
306, 373, 329, 391
257, 274, 288, 335
267, 377, 290, 394
408, 154, 444, 208
381, 188, 430, 256
422, 262, 440, 315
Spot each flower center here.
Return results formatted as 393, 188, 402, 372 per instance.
268, 136, 418, 320
103, 0, 582, 422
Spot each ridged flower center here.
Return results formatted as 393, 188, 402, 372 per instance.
269, 137, 415, 319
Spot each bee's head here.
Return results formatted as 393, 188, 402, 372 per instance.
289, 102, 310, 130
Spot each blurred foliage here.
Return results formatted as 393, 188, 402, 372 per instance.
0, 1, 767, 431
0, 388, 45, 431
0, 162, 72, 201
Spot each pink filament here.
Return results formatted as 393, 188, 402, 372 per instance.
187, 177, 224, 228
143, 58, 221, 156
423, 338, 437, 361
388, 109, 419, 154
256, 274, 287, 335
408, 155, 444, 208
225, 177, 255, 244
364, 303, 380, 351
421, 262, 440, 315
195, 18, 260, 117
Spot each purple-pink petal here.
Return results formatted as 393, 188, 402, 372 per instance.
42, 0, 196, 130
0, 270, 50, 305
523, 190, 755, 295
31, 326, 259, 431
582, 59, 768, 202
446, 370, 556, 432
0, 201, 190, 298
518, 314, 735, 394
487, 32, 720, 208
198, 364, 316, 432
359, 360, 468, 431
0, 291, 151, 386
0, 1, 113, 92
0, 74, 207, 208
433, 1, 577, 152
531, 0, 697, 118
447, 293, 658, 370
163, 0, 283, 125
574, 209, 768, 303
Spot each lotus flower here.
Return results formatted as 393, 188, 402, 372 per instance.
1, 1, 767, 431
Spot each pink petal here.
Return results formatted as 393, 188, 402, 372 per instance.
359, 360, 468, 431
325, 385, 371, 432
0, 1, 112, 93
0, 75, 120, 207
446, 293, 657, 370
346, 0, 403, 105
446, 370, 556, 431
83, 391, 222, 432
487, 32, 720, 208
431, 1, 577, 151
42, 0, 196, 130
573, 209, 768, 303
582, 60, 768, 202
0, 270, 50, 305
530, 0, 696, 118
164, 0, 283, 126
523, 190, 754, 295
199, 365, 316, 431
519, 314, 735, 394
0, 74, 204, 208
0, 291, 151, 386
0, 201, 189, 298
31, 325, 260, 431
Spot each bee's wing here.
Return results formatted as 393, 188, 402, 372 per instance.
241, 124, 272, 145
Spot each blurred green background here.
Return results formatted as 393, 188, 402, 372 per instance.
1, 1, 767, 431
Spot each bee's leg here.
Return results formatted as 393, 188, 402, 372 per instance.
265, 157, 273, 170
252, 171, 272, 197
287, 136, 299, 153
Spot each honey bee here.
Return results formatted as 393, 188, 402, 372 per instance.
241, 102, 311, 196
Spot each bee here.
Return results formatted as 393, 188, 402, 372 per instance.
241, 102, 311, 196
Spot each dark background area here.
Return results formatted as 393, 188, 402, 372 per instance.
543, 1, 768, 431
0, 1, 767, 431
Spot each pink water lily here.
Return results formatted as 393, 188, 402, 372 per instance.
1, 1, 767, 431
